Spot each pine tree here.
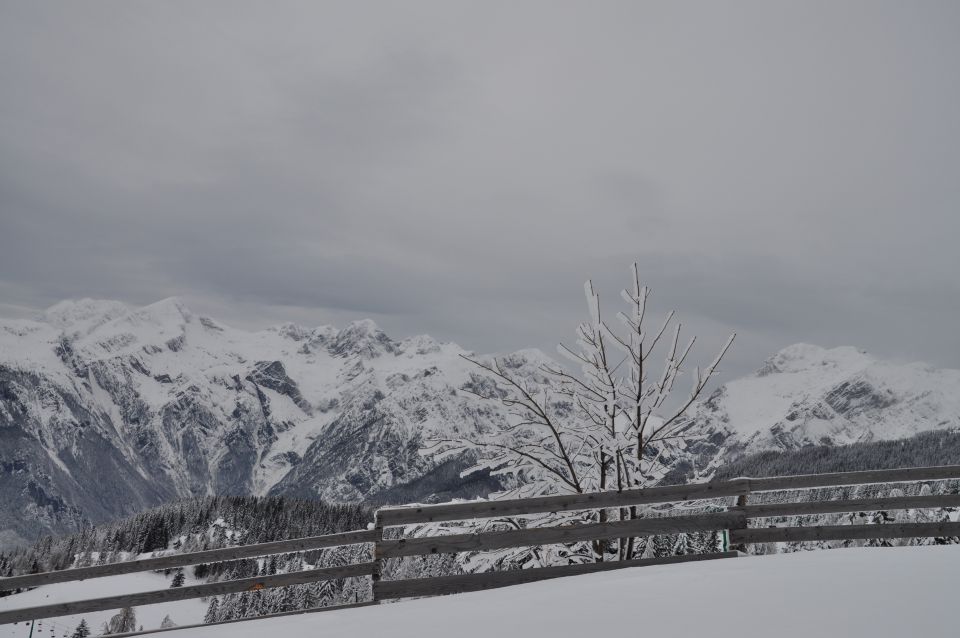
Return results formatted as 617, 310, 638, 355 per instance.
170, 569, 185, 588
70, 619, 90, 638
650, 534, 674, 558
160, 615, 176, 629
204, 598, 220, 624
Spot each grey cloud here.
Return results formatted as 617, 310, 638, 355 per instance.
1, 1, 959, 381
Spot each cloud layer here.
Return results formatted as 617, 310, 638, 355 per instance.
2, 1, 958, 379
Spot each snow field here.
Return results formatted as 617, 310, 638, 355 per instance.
0, 571, 206, 638
180, 546, 957, 638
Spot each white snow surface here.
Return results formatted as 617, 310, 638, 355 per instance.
162, 546, 958, 638
694, 343, 960, 452
0, 570, 206, 637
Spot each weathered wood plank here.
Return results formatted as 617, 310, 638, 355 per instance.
743, 465, 960, 494
0, 562, 376, 625
108, 600, 378, 638
733, 493, 960, 519
729, 521, 960, 545
376, 465, 960, 526
377, 481, 751, 526
0, 528, 377, 591
378, 511, 745, 559
374, 551, 741, 599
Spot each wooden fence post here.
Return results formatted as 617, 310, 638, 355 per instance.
729, 493, 749, 554
371, 511, 384, 603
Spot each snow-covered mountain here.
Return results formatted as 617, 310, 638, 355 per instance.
2, 299, 958, 547
0, 298, 532, 546
693, 343, 960, 458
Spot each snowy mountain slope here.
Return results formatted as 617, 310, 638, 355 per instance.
692, 343, 960, 459
3, 299, 959, 547
163, 546, 960, 638
0, 299, 527, 545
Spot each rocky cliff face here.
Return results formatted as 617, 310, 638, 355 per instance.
0, 299, 521, 545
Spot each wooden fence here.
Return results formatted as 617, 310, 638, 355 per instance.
2, 464, 959, 630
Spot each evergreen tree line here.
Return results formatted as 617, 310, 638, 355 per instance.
713, 429, 960, 481
711, 429, 960, 555
0, 495, 374, 625
199, 540, 375, 622
0, 495, 371, 579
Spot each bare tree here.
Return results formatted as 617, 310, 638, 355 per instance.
429, 263, 734, 562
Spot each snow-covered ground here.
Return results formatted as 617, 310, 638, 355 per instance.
2, 547, 956, 637
0, 571, 206, 637
173, 546, 954, 638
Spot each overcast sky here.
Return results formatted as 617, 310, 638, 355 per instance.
1, 1, 958, 380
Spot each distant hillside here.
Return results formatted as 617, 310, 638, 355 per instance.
713, 429, 960, 481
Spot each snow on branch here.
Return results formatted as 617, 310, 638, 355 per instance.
425, 262, 735, 562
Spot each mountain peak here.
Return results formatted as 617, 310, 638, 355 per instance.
117, 297, 192, 329
272, 322, 313, 341
758, 343, 873, 377
398, 334, 442, 356
145, 296, 190, 314
343, 318, 381, 334
329, 319, 395, 358
701, 342, 959, 449
41, 298, 130, 334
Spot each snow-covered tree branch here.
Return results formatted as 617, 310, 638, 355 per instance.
427, 263, 735, 561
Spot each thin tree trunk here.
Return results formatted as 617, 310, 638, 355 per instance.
595, 452, 607, 562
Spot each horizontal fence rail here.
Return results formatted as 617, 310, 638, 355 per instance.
732, 493, 960, 519
0, 528, 378, 592
737, 465, 960, 493
378, 511, 745, 559
729, 521, 960, 545
376, 481, 750, 526
0, 563, 376, 625
377, 464, 960, 526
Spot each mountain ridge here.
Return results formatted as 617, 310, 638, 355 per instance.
2, 298, 958, 547
693, 342, 960, 456
0, 298, 518, 545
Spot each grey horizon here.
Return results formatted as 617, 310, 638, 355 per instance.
1, 1, 958, 381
